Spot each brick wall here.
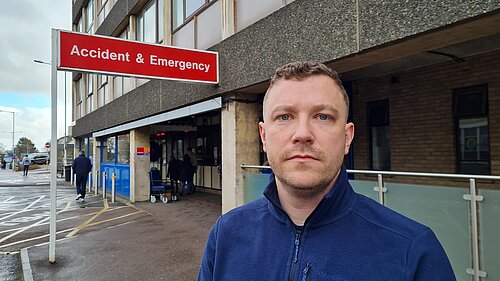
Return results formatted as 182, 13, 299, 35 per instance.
351, 49, 500, 186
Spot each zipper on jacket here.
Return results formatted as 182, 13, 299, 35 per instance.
301, 263, 311, 281
288, 232, 301, 281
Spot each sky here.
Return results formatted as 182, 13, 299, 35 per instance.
0, 1, 72, 154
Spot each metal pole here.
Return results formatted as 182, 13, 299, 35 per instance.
49, 29, 59, 264
102, 172, 107, 199
95, 171, 99, 195
63, 72, 67, 177
12, 112, 14, 159
111, 173, 116, 203
377, 174, 384, 205
470, 179, 480, 281
88, 171, 92, 193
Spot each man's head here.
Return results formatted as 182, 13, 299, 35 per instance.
79, 151, 85, 156
259, 61, 355, 199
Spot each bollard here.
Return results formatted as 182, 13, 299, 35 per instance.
87, 171, 92, 193
102, 172, 107, 199
111, 173, 116, 203
71, 166, 74, 185
95, 171, 99, 195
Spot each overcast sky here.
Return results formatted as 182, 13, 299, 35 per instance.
0, 1, 71, 154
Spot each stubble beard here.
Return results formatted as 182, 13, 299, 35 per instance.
270, 146, 339, 199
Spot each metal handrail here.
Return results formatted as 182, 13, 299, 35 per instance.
240, 165, 500, 181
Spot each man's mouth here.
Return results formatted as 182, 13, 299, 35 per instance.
288, 154, 318, 161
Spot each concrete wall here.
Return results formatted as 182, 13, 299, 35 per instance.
221, 98, 261, 213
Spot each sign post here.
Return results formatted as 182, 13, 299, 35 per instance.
49, 29, 58, 264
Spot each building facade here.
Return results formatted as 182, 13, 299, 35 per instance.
70, 0, 500, 212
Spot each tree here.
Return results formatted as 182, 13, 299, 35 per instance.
14, 137, 38, 157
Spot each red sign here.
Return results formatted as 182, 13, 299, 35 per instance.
45, 142, 50, 149
57, 30, 218, 84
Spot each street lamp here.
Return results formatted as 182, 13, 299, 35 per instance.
0, 109, 15, 161
34, 59, 69, 173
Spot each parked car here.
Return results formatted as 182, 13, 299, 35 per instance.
27, 152, 50, 165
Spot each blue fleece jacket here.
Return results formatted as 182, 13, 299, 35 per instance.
198, 168, 456, 281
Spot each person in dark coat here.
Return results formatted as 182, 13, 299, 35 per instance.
167, 155, 181, 196
72, 151, 92, 203
179, 153, 194, 195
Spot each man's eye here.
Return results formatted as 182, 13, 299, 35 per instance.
318, 114, 330, 120
279, 114, 290, 121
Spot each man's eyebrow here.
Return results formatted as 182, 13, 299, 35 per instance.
311, 104, 340, 115
269, 105, 296, 117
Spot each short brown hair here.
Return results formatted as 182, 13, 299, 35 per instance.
265, 61, 349, 113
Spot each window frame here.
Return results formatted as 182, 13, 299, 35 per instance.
136, 0, 163, 44
171, 0, 217, 33
453, 84, 490, 175
367, 99, 391, 171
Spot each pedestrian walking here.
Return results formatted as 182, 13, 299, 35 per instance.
72, 151, 92, 203
22, 155, 31, 176
198, 61, 455, 281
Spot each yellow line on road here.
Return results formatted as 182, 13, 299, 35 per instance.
87, 210, 144, 227
66, 199, 109, 237
0, 227, 74, 249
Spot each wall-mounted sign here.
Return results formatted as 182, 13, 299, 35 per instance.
57, 30, 219, 84
136, 147, 150, 156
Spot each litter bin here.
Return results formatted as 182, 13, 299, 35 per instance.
65, 165, 72, 182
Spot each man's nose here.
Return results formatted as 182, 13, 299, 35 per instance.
291, 118, 314, 144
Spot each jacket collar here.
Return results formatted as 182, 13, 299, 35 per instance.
263, 166, 356, 228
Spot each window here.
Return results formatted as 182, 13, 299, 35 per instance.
136, 0, 163, 43
102, 136, 116, 163
172, 0, 211, 30
368, 100, 390, 171
86, 94, 93, 114
86, 74, 93, 96
117, 134, 130, 164
86, 0, 94, 33
113, 27, 131, 98
76, 77, 83, 103
76, 17, 83, 33
454, 85, 490, 175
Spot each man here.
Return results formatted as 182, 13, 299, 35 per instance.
198, 61, 456, 280
72, 151, 92, 203
167, 155, 181, 197
22, 155, 30, 176
186, 147, 198, 193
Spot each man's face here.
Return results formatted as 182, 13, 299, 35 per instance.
259, 75, 354, 198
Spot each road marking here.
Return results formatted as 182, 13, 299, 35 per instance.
0, 206, 128, 234
0, 196, 15, 203
0, 227, 75, 249
0, 196, 45, 222
0, 206, 72, 244
66, 199, 109, 237
86, 210, 143, 227
0, 251, 19, 254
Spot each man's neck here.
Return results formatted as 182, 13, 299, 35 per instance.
276, 183, 332, 226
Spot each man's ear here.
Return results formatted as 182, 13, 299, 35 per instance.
259, 121, 267, 152
344, 122, 355, 155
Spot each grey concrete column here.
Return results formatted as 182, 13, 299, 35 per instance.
130, 127, 150, 202
221, 96, 261, 213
